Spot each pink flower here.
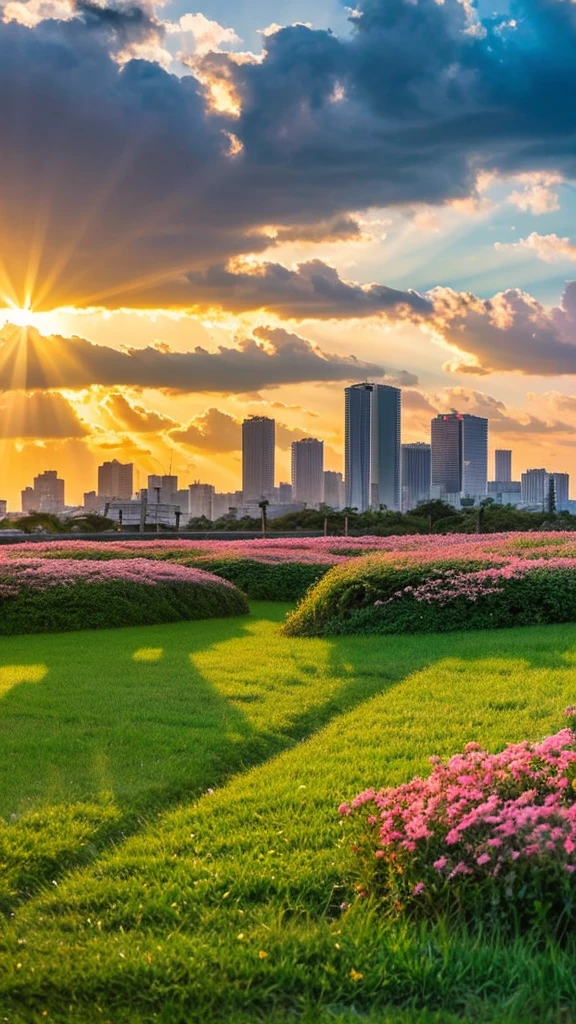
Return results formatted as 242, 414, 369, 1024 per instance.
433, 857, 447, 870
412, 883, 425, 895
477, 853, 491, 866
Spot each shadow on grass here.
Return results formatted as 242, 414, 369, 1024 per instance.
2, 605, 576, 911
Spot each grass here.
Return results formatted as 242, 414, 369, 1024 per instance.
2, 604, 576, 1021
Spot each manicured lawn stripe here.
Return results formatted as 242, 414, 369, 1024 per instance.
2, 611, 576, 1020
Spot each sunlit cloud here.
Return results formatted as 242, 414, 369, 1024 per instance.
495, 232, 576, 263
506, 173, 562, 216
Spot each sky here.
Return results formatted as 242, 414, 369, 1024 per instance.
1, 0, 576, 506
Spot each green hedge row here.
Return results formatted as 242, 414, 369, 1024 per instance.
0, 579, 248, 635
177, 558, 328, 601
282, 557, 576, 636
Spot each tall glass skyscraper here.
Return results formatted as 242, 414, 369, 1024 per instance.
401, 443, 431, 511
431, 412, 488, 501
344, 383, 401, 511
431, 414, 463, 497
242, 416, 275, 501
462, 415, 488, 498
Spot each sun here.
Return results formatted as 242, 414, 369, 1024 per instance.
3, 301, 38, 328
0, 299, 62, 334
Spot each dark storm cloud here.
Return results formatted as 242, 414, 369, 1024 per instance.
3, 0, 576, 314
0, 324, 384, 392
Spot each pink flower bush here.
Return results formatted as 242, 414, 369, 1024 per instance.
9, 531, 576, 568
339, 716, 576, 928
0, 558, 238, 596
383, 558, 576, 608
0, 558, 248, 634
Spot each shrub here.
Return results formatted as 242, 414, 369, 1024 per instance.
339, 711, 576, 933
283, 555, 576, 636
0, 559, 248, 634
177, 557, 327, 600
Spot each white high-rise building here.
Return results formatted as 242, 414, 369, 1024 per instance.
189, 482, 215, 520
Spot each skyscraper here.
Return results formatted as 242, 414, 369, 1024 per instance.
462, 415, 488, 498
495, 449, 512, 482
431, 414, 463, 497
278, 482, 293, 504
344, 384, 371, 511
189, 482, 215, 520
98, 460, 133, 500
324, 471, 345, 510
147, 475, 178, 504
431, 413, 488, 502
344, 383, 401, 511
291, 438, 324, 507
242, 416, 275, 501
83, 491, 101, 511
401, 443, 431, 511
552, 472, 570, 506
371, 384, 401, 509
21, 470, 65, 513
521, 470, 570, 507
521, 468, 548, 505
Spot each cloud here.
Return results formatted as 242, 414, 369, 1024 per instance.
428, 283, 576, 376
170, 408, 241, 452
37, 256, 429, 318
495, 232, 576, 263
166, 260, 431, 319
403, 384, 576, 437
437, 386, 576, 436
170, 405, 316, 454
2, 0, 576, 310
385, 370, 419, 387
0, 390, 88, 437
506, 173, 562, 215
174, 12, 240, 56
100, 391, 177, 432
0, 323, 384, 392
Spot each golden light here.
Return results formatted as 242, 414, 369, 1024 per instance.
0, 299, 62, 335
4, 302, 36, 328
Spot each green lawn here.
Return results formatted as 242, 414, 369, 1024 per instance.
2, 604, 576, 1022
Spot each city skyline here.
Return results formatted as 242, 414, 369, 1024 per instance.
14, 383, 575, 516
2, 0, 576, 506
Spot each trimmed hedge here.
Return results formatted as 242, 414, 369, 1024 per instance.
0, 559, 248, 635
283, 555, 576, 636
9, 546, 330, 601
177, 557, 328, 601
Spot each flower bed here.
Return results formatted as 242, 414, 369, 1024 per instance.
283, 554, 576, 636
0, 559, 248, 634
9, 532, 576, 604
10, 531, 576, 567
339, 712, 576, 932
